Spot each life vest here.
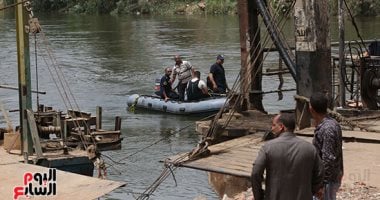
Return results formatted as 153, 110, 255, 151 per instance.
186, 79, 203, 101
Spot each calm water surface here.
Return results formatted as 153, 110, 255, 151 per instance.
1, 12, 379, 199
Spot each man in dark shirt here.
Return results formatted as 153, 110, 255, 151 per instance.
207, 55, 229, 94
251, 113, 324, 200
309, 92, 344, 200
159, 67, 179, 102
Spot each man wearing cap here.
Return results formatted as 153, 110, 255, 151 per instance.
207, 55, 229, 94
172, 55, 194, 101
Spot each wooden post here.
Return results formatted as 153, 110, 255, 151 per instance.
16, 0, 33, 155
294, 0, 331, 129
26, 110, 43, 158
96, 106, 102, 130
237, 0, 249, 112
237, 0, 264, 112
56, 112, 62, 137
63, 120, 67, 142
114, 116, 121, 131
338, 0, 346, 107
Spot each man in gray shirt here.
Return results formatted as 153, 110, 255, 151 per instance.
251, 113, 324, 200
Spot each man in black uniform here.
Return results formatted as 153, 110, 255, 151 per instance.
159, 67, 179, 102
207, 55, 230, 94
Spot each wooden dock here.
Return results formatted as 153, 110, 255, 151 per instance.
167, 109, 380, 197
168, 134, 263, 178
168, 132, 380, 185
0, 147, 126, 199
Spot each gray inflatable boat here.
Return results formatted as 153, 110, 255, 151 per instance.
127, 94, 228, 114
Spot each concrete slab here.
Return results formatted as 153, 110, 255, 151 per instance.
0, 162, 126, 200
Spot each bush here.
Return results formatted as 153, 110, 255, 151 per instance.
204, 0, 237, 15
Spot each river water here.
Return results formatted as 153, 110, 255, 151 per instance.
1, 11, 379, 199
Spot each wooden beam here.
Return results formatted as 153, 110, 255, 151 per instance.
237, 0, 265, 112
26, 109, 43, 158
0, 162, 126, 199
16, 0, 33, 155
294, 0, 332, 129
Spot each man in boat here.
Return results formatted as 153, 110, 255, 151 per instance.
185, 70, 209, 101
251, 112, 324, 200
309, 92, 343, 200
160, 67, 179, 102
207, 54, 230, 94
172, 55, 194, 101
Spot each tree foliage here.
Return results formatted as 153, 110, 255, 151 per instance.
27, 0, 380, 16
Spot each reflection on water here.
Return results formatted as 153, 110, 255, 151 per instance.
1, 12, 379, 199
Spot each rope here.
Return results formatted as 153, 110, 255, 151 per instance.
0, 0, 29, 11
36, 28, 98, 149
343, 0, 368, 53
113, 114, 216, 164
127, 95, 139, 113
136, 154, 189, 200
205, 0, 295, 141
106, 114, 216, 200
34, 33, 40, 111
19, 2, 97, 150
294, 94, 380, 133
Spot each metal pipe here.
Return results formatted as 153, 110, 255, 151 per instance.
0, 84, 46, 94
255, 0, 297, 81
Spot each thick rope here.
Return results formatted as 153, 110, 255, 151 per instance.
294, 94, 380, 133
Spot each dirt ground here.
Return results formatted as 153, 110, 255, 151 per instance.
341, 142, 380, 187
337, 182, 380, 200
335, 141, 380, 199
213, 140, 380, 200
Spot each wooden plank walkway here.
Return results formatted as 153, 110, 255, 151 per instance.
168, 132, 380, 187
0, 148, 126, 199
168, 109, 380, 188
195, 110, 274, 138
167, 134, 264, 178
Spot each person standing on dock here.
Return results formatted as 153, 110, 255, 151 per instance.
309, 92, 344, 200
160, 67, 179, 102
207, 54, 230, 94
172, 55, 194, 101
251, 113, 324, 200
